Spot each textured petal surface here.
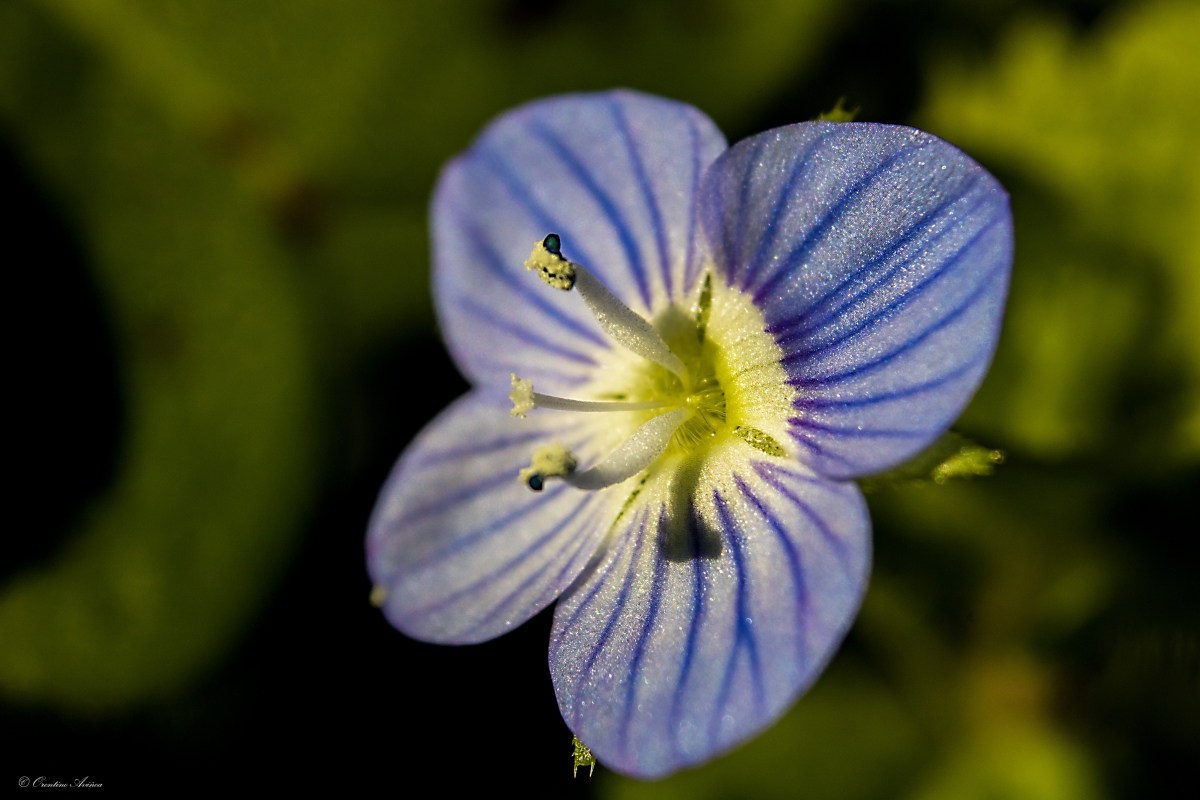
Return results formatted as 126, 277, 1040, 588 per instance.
549, 462, 870, 778
699, 122, 1013, 478
432, 90, 727, 394
366, 393, 623, 644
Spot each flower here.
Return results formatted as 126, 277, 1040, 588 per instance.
366, 90, 1012, 778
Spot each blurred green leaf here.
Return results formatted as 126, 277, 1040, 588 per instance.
0, 2, 318, 709
859, 431, 1004, 491
30, 0, 851, 355
921, 0, 1200, 461
102, 0, 846, 194
908, 726, 1103, 800
955, 182, 1159, 461
604, 661, 927, 800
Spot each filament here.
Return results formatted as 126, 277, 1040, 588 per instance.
572, 265, 687, 379
531, 393, 669, 413
511, 374, 669, 417
525, 235, 688, 379
564, 408, 688, 490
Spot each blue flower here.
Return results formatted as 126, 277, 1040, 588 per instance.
366, 90, 1011, 778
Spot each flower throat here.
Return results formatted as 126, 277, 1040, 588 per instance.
512, 234, 730, 492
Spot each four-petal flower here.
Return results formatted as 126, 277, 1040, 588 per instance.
366, 90, 1012, 778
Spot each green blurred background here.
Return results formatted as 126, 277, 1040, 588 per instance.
1, 0, 1196, 795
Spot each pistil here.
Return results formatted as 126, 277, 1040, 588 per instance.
510, 374, 670, 418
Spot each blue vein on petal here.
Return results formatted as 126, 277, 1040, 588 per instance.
683, 113, 702, 295
794, 349, 988, 411
667, 534, 706, 762
743, 132, 832, 281
463, 502, 610, 640
789, 253, 1007, 387
407, 493, 596, 622
748, 141, 921, 299
750, 144, 922, 302
779, 206, 1004, 360
791, 418, 938, 439
458, 296, 599, 367
729, 136, 770, 283
752, 463, 854, 564
412, 425, 582, 470
621, 510, 670, 761
558, 504, 642, 645
399, 481, 570, 574
530, 120, 653, 310
477, 144, 600, 273
393, 471, 515, 528
453, 206, 609, 349
610, 97, 671, 300
773, 182, 991, 337
576, 507, 653, 707
734, 474, 809, 668
771, 181, 990, 342
709, 491, 765, 745
787, 427, 870, 472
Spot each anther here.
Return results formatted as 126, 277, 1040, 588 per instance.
525, 235, 576, 290
519, 444, 577, 491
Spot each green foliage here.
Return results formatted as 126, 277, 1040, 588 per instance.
922, 0, 1200, 462
910, 727, 1102, 800
860, 432, 1004, 491
954, 183, 1158, 461
0, 2, 317, 709
816, 96, 860, 122
0, 0, 848, 712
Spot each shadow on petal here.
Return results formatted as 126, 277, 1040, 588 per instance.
659, 458, 724, 561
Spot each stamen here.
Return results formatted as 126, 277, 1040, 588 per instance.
524, 234, 576, 290
566, 408, 688, 490
510, 374, 668, 417
526, 235, 687, 379
517, 408, 688, 493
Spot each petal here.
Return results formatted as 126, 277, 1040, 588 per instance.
366, 392, 622, 644
699, 123, 1013, 478
432, 90, 727, 393
549, 461, 870, 778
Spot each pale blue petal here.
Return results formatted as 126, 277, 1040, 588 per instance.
433, 90, 727, 394
698, 123, 1012, 478
366, 393, 619, 644
549, 462, 870, 778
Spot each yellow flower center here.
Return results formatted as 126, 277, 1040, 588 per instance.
513, 237, 793, 494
